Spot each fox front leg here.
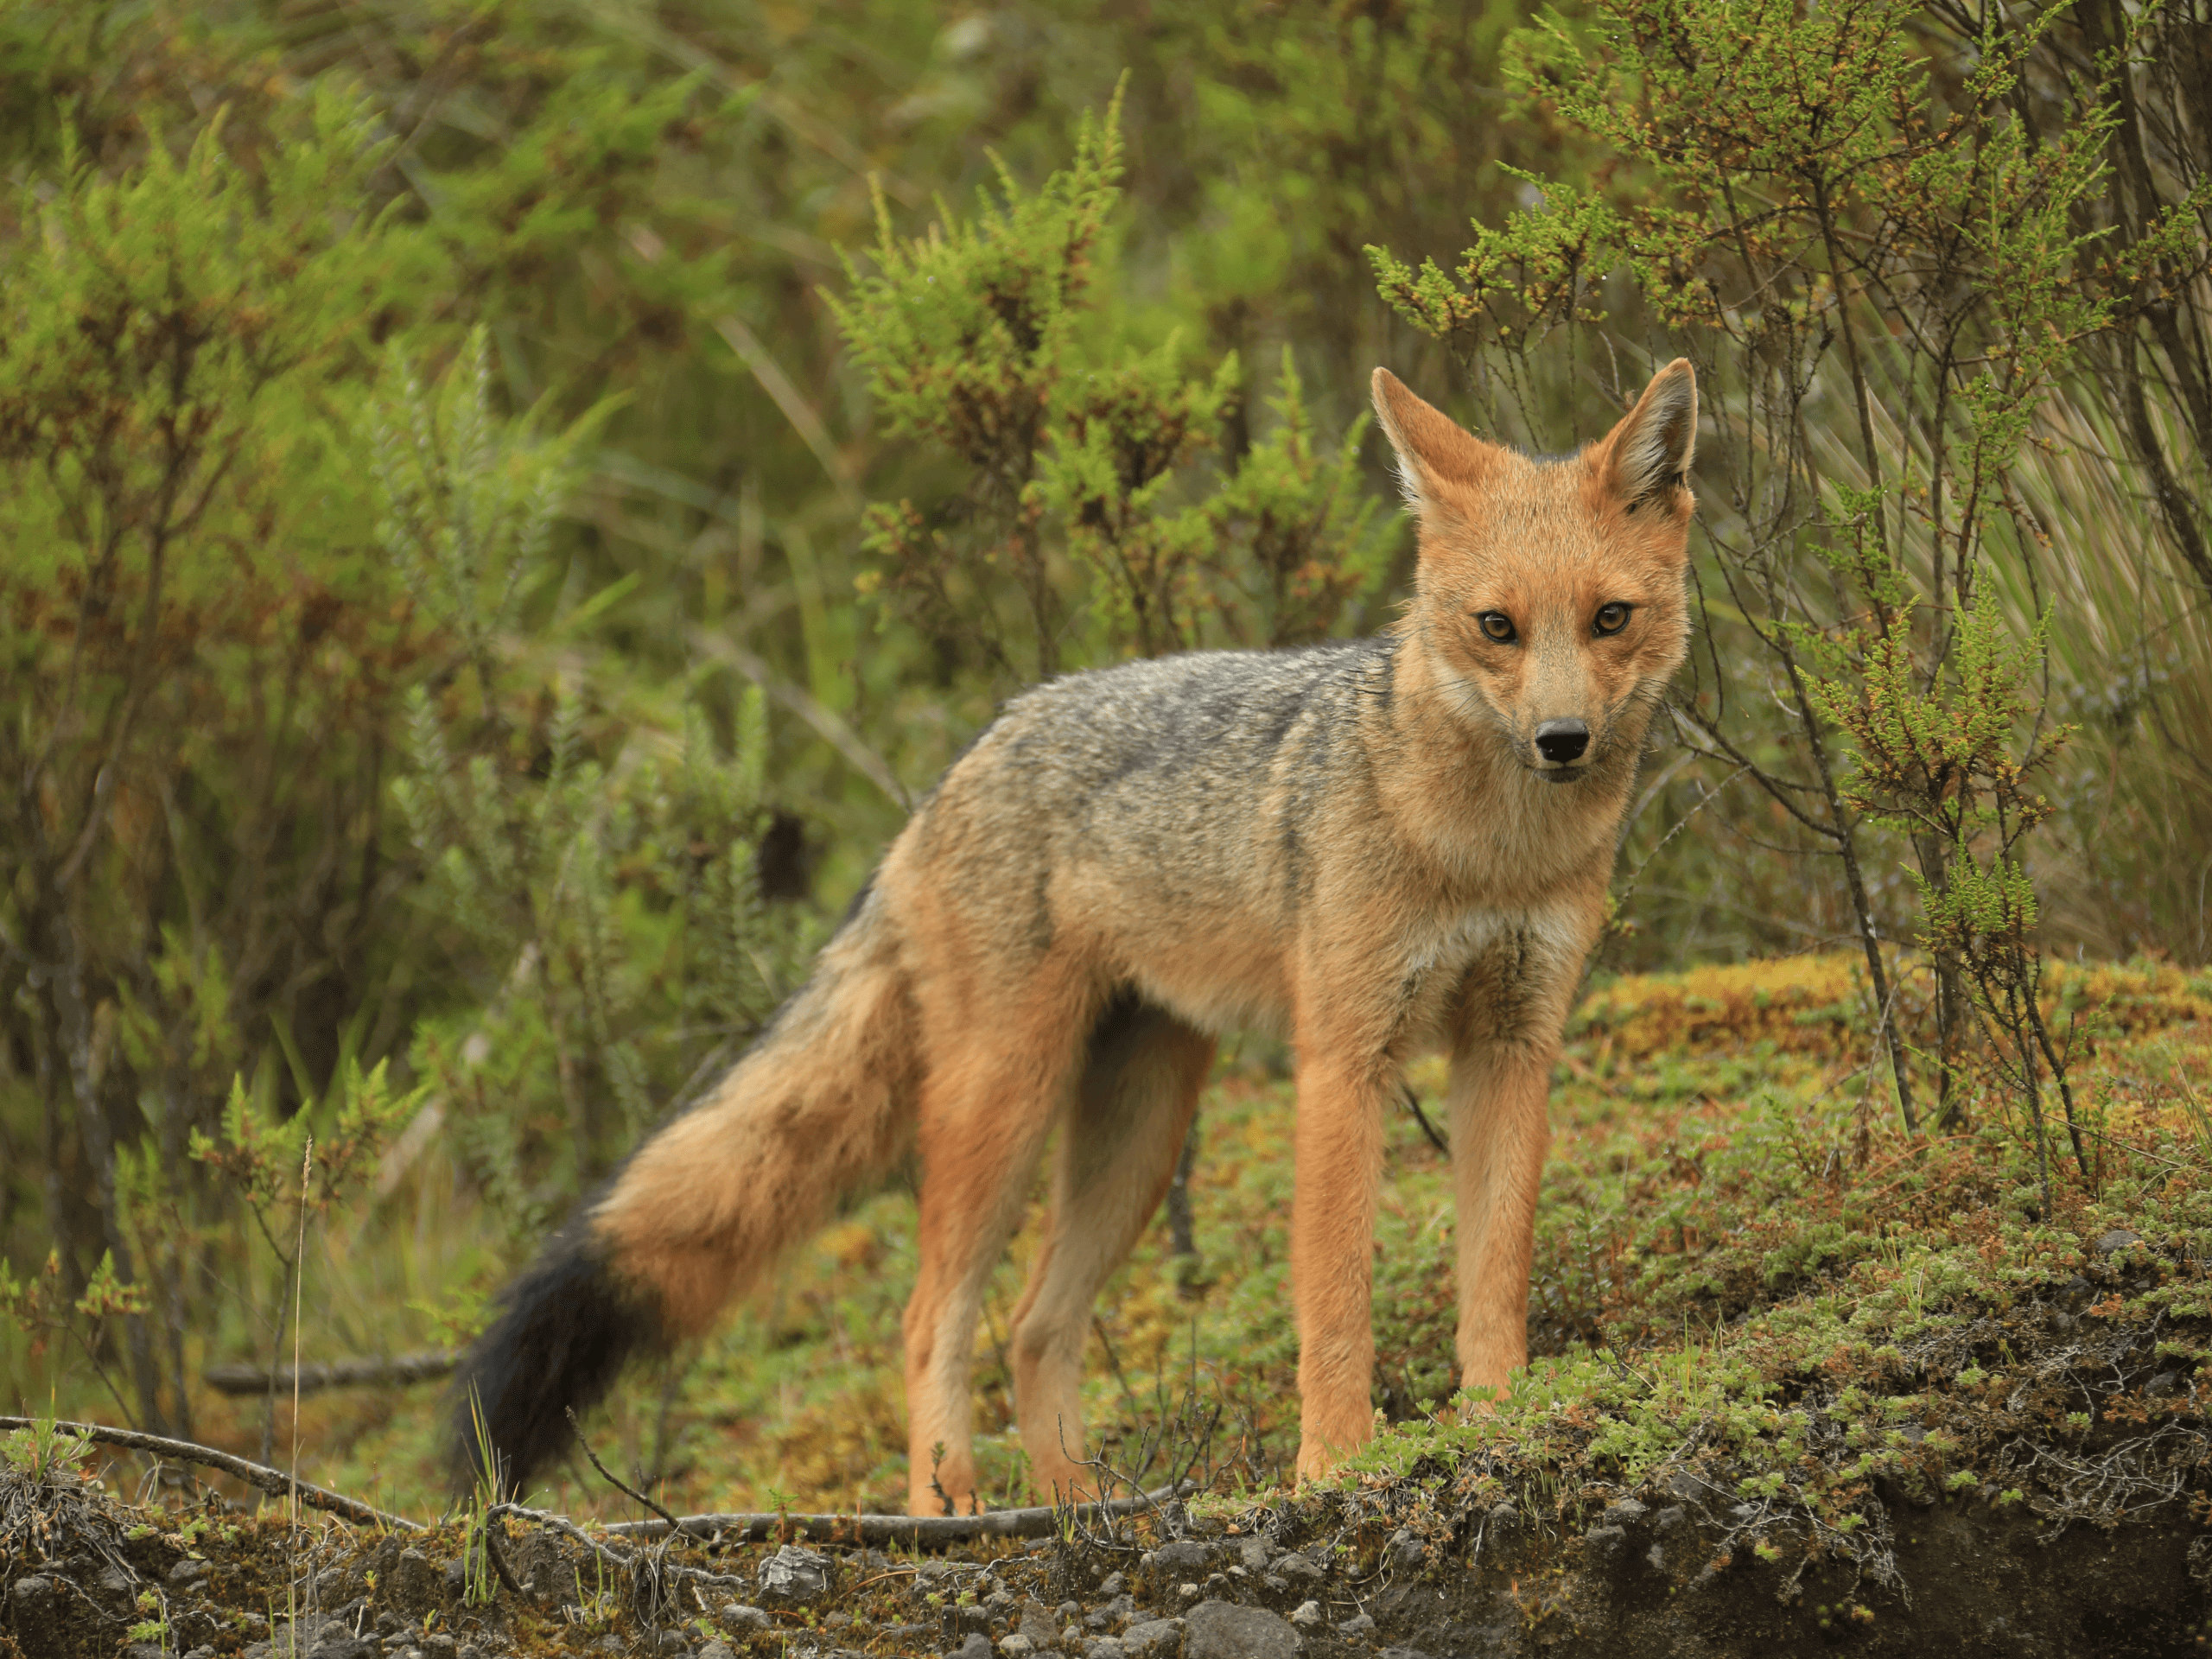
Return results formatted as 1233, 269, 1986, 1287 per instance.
1444, 921, 1586, 1401
1288, 1053, 1391, 1481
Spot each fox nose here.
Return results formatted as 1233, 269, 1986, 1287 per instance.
1534, 719, 1589, 765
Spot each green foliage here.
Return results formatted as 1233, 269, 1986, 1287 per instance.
1371, 0, 2167, 1145
383, 334, 813, 1236
833, 98, 1393, 692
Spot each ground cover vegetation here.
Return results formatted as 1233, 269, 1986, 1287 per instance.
1, 0, 2209, 1650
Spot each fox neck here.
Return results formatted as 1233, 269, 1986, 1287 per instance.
1373, 620, 1647, 893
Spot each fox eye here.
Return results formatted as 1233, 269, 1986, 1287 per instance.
1476, 611, 1517, 644
1593, 602, 1632, 637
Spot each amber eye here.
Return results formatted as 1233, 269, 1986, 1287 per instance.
1477, 611, 1518, 644
1593, 602, 1632, 637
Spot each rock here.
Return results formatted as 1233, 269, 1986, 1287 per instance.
999, 1637, 1035, 1657
1647, 1542, 1668, 1571
2094, 1228, 2141, 1255
168, 1557, 211, 1586
389, 1550, 439, 1618
1084, 1640, 1127, 1659
1602, 1498, 1648, 1529
1237, 1535, 1274, 1572
441, 1558, 467, 1598
1380, 1648, 1436, 1659
652, 1631, 691, 1657
953, 1637, 995, 1659
1486, 1502, 1520, 1534
1585, 1523, 1628, 1558
1122, 1618, 1182, 1657
1385, 1528, 1425, 1570
1653, 1504, 1688, 1533
1097, 1573, 1127, 1598
1338, 1611, 1377, 1638
1288, 1601, 1324, 1630
699, 1645, 735, 1659
1149, 1539, 1212, 1583
1273, 1551, 1323, 1586
2147, 1371, 2182, 1397
719, 1602, 772, 1633
1185, 1601, 1299, 1659
758, 1543, 830, 1604
7, 1578, 68, 1659
1020, 1597, 1056, 1640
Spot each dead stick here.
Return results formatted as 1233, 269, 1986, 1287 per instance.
204, 1352, 457, 1397
0, 1417, 418, 1531
601, 1482, 1194, 1544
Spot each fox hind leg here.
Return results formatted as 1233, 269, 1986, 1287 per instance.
1008, 993, 1214, 1503
902, 979, 1092, 1517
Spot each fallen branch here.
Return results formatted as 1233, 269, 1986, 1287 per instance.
0, 1417, 419, 1532
203, 1351, 458, 1397
601, 1483, 1194, 1545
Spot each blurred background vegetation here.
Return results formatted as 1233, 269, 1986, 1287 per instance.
1, 0, 2205, 1506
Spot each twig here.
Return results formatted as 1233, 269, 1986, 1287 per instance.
567, 1406, 683, 1534
204, 1352, 458, 1396
600, 1484, 1192, 1544
1400, 1084, 1449, 1156
0, 1417, 418, 1531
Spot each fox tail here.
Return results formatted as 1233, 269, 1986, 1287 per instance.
449, 882, 917, 1497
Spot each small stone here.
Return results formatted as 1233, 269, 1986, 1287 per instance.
1179, 1581, 1201, 1603
999, 1637, 1035, 1657
1020, 1597, 1056, 1640
1185, 1600, 1300, 1659
1486, 1501, 1521, 1533
1288, 1601, 1324, 1630
1601, 1498, 1648, 1529
1385, 1528, 1425, 1570
652, 1632, 690, 1657
2147, 1371, 2182, 1398
1085, 1640, 1127, 1659
1585, 1523, 1628, 1558
1654, 1505, 1688, 1533
699, 1644, 735, 1659
1237, 1535, 1274, 1573
1274, 1551, 1323, 1585
955, 1637, 995, 1659
1122, 1618, 1182, 1657
1097, 1573, 1127, 1599
2094, 1228, 2141, 1255
183, 1649, 217, 1659
1150, 1539, 1212, 1582
1646, 1542, 1667, 1572
168, 1557, 212, 1586
422, 1638, 456, 1659
720, 1603, 772, 1633
1380, 1648, 1436, 1659
442, 1558, 467, 1597
759, 1543, 830, 1604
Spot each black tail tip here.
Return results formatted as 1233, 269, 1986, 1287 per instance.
448, 1217, 660, 1501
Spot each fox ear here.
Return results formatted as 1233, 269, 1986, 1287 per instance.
1370, 368, 1502, 516
1599, 358, 1697, 508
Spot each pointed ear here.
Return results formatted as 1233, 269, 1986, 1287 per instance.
1599, 358, 1698, 508
1370, 368, 1503, 515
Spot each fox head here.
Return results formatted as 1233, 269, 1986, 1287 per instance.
1370, 362, 1697, 784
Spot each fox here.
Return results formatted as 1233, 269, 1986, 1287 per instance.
452, 359, 1700, 1516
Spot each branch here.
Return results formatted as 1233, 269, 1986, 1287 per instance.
600, 1483, 1193, 1545
0, 1417, 418, 1531
203, 1351, 458, 1396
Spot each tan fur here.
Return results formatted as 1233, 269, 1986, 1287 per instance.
584, 362, 1700, 1514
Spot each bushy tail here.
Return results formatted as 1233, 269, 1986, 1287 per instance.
450, 886, 917, 1497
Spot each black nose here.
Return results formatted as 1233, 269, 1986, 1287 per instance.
1534, 719, 1589, 765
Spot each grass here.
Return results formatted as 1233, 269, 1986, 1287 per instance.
9, 953, 2210, 1545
